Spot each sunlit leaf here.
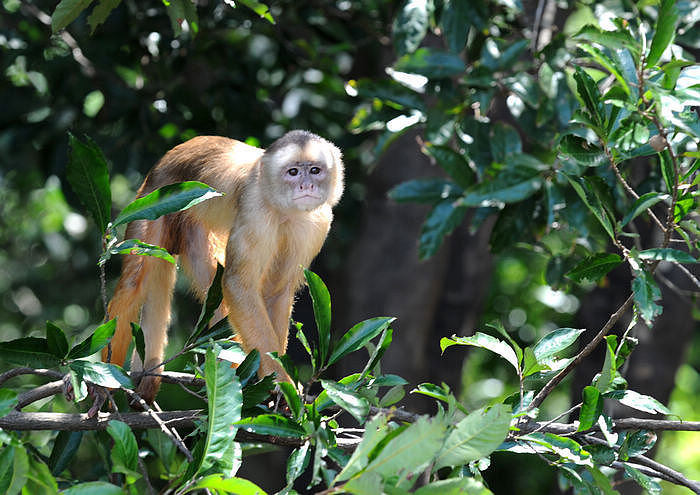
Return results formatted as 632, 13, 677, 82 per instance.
646, 0, 679, 67
235, 414, 306, 438
69, 360, 132, 388
604, 389, 671, 415
631, 269, 662, 326
67, 319, 116, 359
441, 332, 519, 373
106, 239, 175, 264
321, 380, 370, 423
637, 248, 698, 264
305, 269, 331, 367
327, 317, 395, 367
112, 181, 221, 228
393, 0, 429, 56
620, 192, 669, 227
433, 404, 511, 470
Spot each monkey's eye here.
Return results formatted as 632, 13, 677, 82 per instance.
310, 166, 321, 175
287, 168, 299, 176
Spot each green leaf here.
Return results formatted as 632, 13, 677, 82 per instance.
335, 415, 390, 482
425, 144, 475, 189
578, 386, 603, 431
620, 430, 656, 459
66, 319, 116, 359
523, 433, 593, 466
69, 360, 132, 388
578, 43, 631, 96
131, 323, 145, 364
414, 477, 494, 495
305, 269, 331, 367
327, 317, 395, 367
0, 446, 28, 495
361, 326, 393, 379
185, 474, 267, 494
393, 0, 429, 56
440, 0, 484, 53
621, 192, 669, 227
522, 347, 549, 377
659, 150, 674, 193
441, 332, 519, 373
418, 200, 468, 260
0, 337, 62, 369
646, 0, 679, 68
106, 420, 139, 479
48, 431, 83, 476
241, 374, 275, 411
286, 442, 311, 487
558, 135, 607, 167
631, 269, 662, 326
235, 414, 307, 438
594, 335, 616, 393
624, 465, 661, 494
573, 66, 603, 126
573, 25, 640, 55
106, 239, 176, 264
349, 79, 426, 111
87, 0, 121, 34
278, 382, 302, 421
187, 264, 225, 346
46, 321, 69, 358
199, 346, 243, 476
412, 383, 452, 403
0, 389, 17, 417
638, 248, 698, 264
533, 328, 586, 361
236, 0, 275, 24
461, 156, 545, 207
165, 0, 199, 36
112, 181, 222, 228
394, 48, 466, 79
51, 0, 94, 32
564, 174, 616, 241
603, 389, 671, 415
566, 253, 623, 283
66, 133, 111, 233
389, 178, 463, 204
235, 349, 260, 387
322, 380, 370, 423
365, 415, 447, 480
62, 482, 124, 495
433, 404, 512, 470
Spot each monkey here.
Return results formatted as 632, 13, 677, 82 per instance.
103, 130, 344, 403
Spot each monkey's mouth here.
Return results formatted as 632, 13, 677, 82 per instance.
293, 193, 322, 203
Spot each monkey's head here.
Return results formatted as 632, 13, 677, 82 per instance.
261, 130, 344, 212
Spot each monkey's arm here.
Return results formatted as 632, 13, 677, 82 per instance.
222, 225, 293, 382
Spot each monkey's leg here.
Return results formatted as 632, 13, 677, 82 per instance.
265, 285, 295, 355
132, 255, 177, 403
179, 224, 229, 320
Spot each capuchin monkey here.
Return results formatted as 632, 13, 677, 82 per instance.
104, 131, 344, 403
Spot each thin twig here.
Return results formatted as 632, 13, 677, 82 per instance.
0, 368, 63, 387
528, 294, 635, 410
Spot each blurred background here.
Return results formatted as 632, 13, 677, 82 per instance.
1, 1, 698, 493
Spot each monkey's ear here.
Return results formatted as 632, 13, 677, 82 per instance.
328, 144, 344, 207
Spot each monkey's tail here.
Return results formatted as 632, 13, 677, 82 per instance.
103, 254, 146, 366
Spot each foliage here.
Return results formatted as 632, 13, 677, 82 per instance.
0, 0, 699, 494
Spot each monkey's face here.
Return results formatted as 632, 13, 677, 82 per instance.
263, 132, 343, 211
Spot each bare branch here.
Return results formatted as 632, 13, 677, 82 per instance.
529, 294, 635, 410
